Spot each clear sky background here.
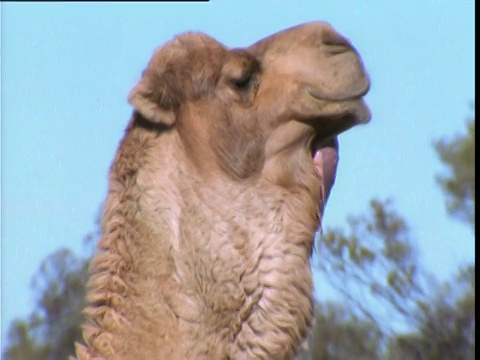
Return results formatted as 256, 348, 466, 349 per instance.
1, 0, 475, 346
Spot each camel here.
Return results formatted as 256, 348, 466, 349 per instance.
75, 21, 371, 359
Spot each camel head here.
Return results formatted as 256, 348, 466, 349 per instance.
78, 22, 371, 360
128, 21, 370, 217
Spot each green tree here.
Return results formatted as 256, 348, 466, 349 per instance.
311, 198, 474, 359
386, 264, 475, 360
316, 198, 426, 332
3, 320, 49, 360
300, 302, 382, 360
3, 212, 100, 359
3, 249, 91, 360
434, 108, 475, 228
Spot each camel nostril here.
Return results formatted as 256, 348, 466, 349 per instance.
322, 28, 352, 53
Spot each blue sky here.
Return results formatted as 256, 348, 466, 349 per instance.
1, 1, 474, 345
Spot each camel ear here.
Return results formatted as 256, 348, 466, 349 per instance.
128, 75, 179, 126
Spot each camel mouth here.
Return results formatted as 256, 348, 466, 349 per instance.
306, 94, 371, 142
308, 84, 370, 102
309, 113, 359, 143
307, 99, 370, 212
310, 135, 339, 212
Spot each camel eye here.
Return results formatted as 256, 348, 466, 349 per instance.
231, 73, 253, 90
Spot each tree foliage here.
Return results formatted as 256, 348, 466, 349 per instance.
312, 199, 474, 359
317, 198, 425, 332
386, 264, 475, 360
3, 249, 90, 360
434, 108, 475, 228
300, 302, 382, 360
3, 320, 49, 360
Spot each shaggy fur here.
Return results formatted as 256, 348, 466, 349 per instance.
75, 22, 370, 359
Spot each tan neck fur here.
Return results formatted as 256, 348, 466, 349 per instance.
80, 123, 320, 359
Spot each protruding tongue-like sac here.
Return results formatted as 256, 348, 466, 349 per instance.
312, 137, 339, 213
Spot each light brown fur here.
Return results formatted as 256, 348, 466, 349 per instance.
75, 22, 370, 359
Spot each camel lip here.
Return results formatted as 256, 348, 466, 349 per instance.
304, 95, 372, 138
308, 112, 363, 145
307, 83, 370, 103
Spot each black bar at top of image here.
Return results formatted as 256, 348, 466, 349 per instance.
2, 0, 211, 2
